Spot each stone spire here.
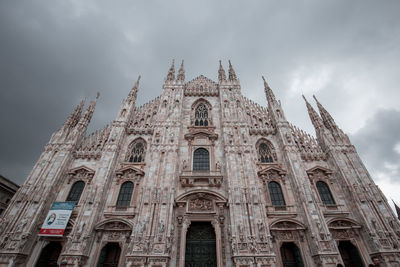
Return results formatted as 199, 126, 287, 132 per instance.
64, 98, 85, 129
393, 200, 400, 220
262, 76, 278, 106
313, 95, 337, 131
127, 75, 141, 103
303, 95, 324, 130
177, 60, 185, 82
218, 60, 226, 82
228, 60, 237, 81
166, 59, 175, 81
79, 92, 100, 127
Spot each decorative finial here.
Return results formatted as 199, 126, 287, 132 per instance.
303, 95, 324, 129
263, 76, 277, 105
313, 94, 337, 130
177, 60, 185, 81
166, 59, 175, 81
228, 60, 237, 81
218, 60, 226, 82
127, 75, 141, 102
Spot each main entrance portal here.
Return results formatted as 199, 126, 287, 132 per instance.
185, 222, 217, 267
338, 241, 364, 267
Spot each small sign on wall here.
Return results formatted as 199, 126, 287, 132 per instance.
39, 202, 75, 237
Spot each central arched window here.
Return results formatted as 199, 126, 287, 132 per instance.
127, 139, 146, 163
268, 181, 285, 206
66, 181, 85, 203
316, 181, 335, 205
193, 148, 210, 171
116, 182, 134, 207
195, 103, 209, 126
258, 142, 273, 163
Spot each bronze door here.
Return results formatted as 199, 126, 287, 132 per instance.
35, 242, 62, 267
280, 242, 304, 267
185, 222, 217, 267
97, 242, 121, 267
338, 241, 364, 267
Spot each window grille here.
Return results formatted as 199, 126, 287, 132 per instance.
259, 143, 273, 163
116, 182, 134, 207
268, 181, 286, 206
193, 148, 210, 171
194, 104, 209, 126
66, 181, 85, 203
316, 181, 335, 205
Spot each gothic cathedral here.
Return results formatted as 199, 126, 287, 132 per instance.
1, 61, 400, 267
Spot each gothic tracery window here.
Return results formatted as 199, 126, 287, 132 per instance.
194, 103, 209, 126
66, 181, 85, 203
258, 142, 274, 163
268, 181, 286, 206
193, 148, 210, 171
316, 181, 335, 205
116, 181, 134, 207
127, 139, 146, 163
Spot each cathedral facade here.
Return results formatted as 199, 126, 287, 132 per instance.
0, 61, 400, 267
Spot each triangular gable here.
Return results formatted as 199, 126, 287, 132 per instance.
306, 166, 333, 175
257, 165, 286, 176
185, 75, 218, 87
115, 166, 145, 177
68, 165, 95, 176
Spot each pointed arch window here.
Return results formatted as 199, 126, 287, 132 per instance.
194, 103, 209, 126
316, 181, 335, 205
127, 139, 146, 163
258, 142, 273, 163
268, 181, 285, 206
193, 148, 210, 171
116, 182, 134, 207
66, 181, 85, 203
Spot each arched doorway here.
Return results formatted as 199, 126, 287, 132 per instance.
35, 242, 62, 267
280, 242, 304, 267
97, 242, 121, 267
185, 222, 217, 267
338, 241, 364, 267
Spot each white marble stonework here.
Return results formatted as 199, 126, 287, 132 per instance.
0, 61, 399, 267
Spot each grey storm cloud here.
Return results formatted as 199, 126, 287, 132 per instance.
0, 0, 400, 187
351, 109, 400, 183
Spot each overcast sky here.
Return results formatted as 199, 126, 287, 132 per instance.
0, 0, 399, 210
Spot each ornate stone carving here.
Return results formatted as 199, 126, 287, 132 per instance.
67, 166, 95, 184
184, 75, 219, 97
258, 165, 287, 184
188, 198, 213, 212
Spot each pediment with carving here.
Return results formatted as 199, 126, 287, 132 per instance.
184, 75, 219, 96
175, 190, 227, 213
96, 219, 133, 232
328, 219, 361, 229
270, 220, 306, 231
184, 128, 218, 144
95, 219, 133, 243
257, 164, 286, 183
67, 165, 95, 184
306, 166, 333, 181
115, 165, 145, 184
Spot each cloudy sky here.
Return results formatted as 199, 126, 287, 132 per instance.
0, 0, 399, 210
